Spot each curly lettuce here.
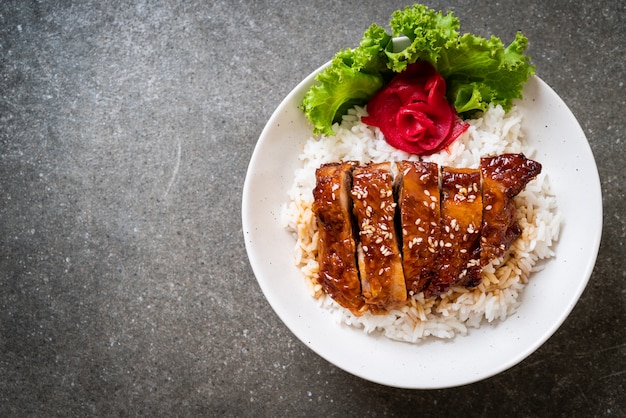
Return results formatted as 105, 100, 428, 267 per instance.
301, 25, 391, 136
390, 6, 535, 117
301, 4, 535, 135
385, 4, 460, 72
438, 32, 535, 116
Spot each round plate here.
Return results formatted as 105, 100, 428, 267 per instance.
242, 63, 602, 389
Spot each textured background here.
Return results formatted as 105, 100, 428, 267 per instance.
1, 1, 624, 416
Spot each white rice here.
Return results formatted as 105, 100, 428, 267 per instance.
284, 104, 561, 342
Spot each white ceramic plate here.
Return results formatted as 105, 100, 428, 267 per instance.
242, 63, 602, 389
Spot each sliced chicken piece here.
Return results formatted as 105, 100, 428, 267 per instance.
427, 167, 483, 296
396, 161, 441, 295
311, 154, 543, 308
312, 162, 365, 315
480, 153, 542, 266
351, 162, 407, 313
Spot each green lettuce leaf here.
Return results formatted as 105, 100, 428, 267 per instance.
385, 4, 460, 72
301, 24, 391, 136
437, 32, 535, 115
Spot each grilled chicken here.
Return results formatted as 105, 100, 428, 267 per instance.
480, 154, 542, 266
311, 154, 541, 313
351, 162, 407, 313
427, 167, 483, 296
312, 162, 365, 314
396, 161, 441, 295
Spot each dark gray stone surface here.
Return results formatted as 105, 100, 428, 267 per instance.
1, 0, 623, 416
